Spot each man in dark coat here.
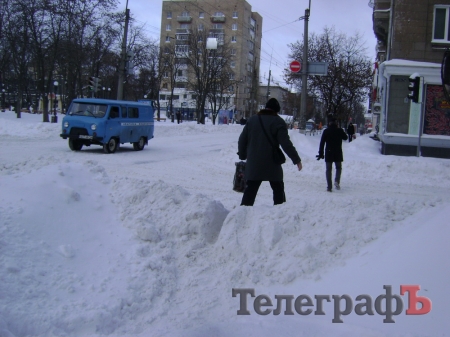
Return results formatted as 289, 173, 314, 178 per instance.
238, 98, 303, 206
347, 122, 355, 142
317, 118, 348, 192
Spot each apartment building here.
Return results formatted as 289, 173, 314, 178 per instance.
371, 0, 450, 158
159, 0, 262, 119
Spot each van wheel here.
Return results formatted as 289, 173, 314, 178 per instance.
133, 137, 146, 151
103, 138, 118, 153
69, 139, 83, 151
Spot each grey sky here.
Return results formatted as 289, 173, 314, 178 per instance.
118, 0, 377, 88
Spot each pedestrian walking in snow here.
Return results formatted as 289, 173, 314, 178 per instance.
238, 98, 303, 206
347, 122, 355, 142
317, 118, 348, 192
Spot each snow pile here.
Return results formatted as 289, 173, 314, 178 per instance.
0, 111, 449, 337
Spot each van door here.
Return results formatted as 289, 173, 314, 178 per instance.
119, 106, 132, 143
104, 106, 121, 143
127, 106, 140, 143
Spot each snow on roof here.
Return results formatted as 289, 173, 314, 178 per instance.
383, 59, 441, 69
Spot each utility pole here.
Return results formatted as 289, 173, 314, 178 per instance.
117, 0, 130, 100
300, 2, 310, 129
266, 69, 271, 101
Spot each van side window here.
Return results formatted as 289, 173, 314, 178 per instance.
122, 107, 127, 118
128, 107, 139, 118
110, 106, 119, 119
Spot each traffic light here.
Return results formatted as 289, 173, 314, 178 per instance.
88, 76, 102, 93
88, 76, 95, 91
408, 76, 420, 103
94, 78, 101, 93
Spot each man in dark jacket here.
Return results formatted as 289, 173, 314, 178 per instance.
347, 122, 355, 142
317, 118, 348, 192
238, 98, 302, 206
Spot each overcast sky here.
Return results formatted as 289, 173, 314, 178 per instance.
118, 0, 377, 88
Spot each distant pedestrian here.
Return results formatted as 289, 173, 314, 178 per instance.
238, 98, 302, 206
347, 122, 355, 142
317, 118, 348, 192
176, 110, 181, 124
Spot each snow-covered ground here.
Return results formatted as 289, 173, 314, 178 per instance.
0, 110, 449, 337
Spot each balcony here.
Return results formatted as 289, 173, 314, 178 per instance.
373, 0, 390, 46
176, 28, 191, 34
209, 28, 224, 34
177, 16, 192, 23
175, 76, 188, 83
211, 16, 226, 23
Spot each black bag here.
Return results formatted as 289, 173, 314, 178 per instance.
273, 147, 286, 165
258, 115, 286, 165
233, 161, 246, 193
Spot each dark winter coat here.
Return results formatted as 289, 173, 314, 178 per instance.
238, 109, 301, 181
347, 124, 355, 135
319, 124, 348, 162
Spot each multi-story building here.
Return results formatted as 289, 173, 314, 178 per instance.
159, 0, 262, 120
371, 0, 450, 158
258, 85, 289, 112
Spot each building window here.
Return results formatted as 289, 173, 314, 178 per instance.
233, 11, 238, 18
231, 36, 237, 43
212, 23, 223, 29
166, 24, 171, 31
181, 11, 190, 17
177, 70, 183, 76
231, 48, 236, 55
163, 71, 168, 78
165, 36, 171, 42
198, 23, 204, 31
167, 11, 172, 19
433, 6, 450, 42
214, 12, 225, 17
231, 61, 236, 68
176, 45, 189, 54
162, 83, 168, 89
199, 12, 204, 18
232, 23, 238, 30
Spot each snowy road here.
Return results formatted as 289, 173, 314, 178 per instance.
1, 113, 449, 337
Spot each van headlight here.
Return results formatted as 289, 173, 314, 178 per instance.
63, 121, 69, 128
91, 124, 97, 131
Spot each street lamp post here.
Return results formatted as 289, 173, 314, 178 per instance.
108, 87, 111, 98
52, 81, 58, 123
300, 2, 311, 131
1, 89, 5, 112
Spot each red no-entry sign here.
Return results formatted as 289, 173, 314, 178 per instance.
290, 60, 301, 73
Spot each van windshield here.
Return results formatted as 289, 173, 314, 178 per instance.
67, 103, 108, 118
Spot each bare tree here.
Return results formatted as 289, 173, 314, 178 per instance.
184, 29, 235, 124
160, 42, 186, 122
286, 27, 372, 123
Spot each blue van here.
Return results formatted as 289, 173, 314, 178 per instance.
60, 98, 154, 153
